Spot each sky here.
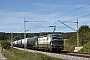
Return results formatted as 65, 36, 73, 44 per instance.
0, 0, 90, 33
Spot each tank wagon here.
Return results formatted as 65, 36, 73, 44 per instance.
12, 41, 15, 47
22, 38, 27, 48
14, 40, 18, 47
12, 34, 64, 52
27, 36, 38, 49
18, 39, 22, 47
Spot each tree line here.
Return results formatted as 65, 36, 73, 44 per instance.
0, 32, 75, 41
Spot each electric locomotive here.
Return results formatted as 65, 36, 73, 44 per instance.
37, 34, 64, 51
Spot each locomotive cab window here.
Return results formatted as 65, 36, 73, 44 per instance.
52, 35, 63, 40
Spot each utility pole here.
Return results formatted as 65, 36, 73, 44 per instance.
11, 32, 13, 47
24, 18, 26, 50
73, 19, 79, 47
76, 19, 79, 47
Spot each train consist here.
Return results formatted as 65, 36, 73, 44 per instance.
12, 34, 64, 51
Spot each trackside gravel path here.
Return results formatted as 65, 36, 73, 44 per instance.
0, 47, 8, 60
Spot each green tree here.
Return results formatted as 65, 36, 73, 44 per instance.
79, 25, 90, 46
78, 25, 90, 33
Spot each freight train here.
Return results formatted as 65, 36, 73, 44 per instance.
12, 34, 64, 51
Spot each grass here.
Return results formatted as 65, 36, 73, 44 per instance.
2, 48, 64, 60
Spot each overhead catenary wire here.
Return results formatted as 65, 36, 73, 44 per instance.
55, 3, 90, 23
26, 21, 48, 32
58, 20, 76, 31
61, 13, 90, 23
70, 4, 90, 12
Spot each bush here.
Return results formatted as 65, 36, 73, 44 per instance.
79, 42, 90, 53
1, 40, 11, 49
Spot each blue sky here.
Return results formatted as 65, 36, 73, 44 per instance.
0, 0, 90, 33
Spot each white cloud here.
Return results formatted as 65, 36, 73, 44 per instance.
33, 2, 90, 8
32, 2, 45, 6
32, 2, 90, 14
0, 10, 90, 33
33, 2, 70, 7
0, 12, 57, 32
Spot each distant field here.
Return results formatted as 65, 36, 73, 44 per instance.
2, 48, 64, 60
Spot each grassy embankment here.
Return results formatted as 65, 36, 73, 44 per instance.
2, 48, 64, 60
64, 25, 90, 53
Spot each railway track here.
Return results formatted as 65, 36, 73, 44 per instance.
59, 51, 90, 58
14, 47, 90, 60
66, 52, 90, 58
